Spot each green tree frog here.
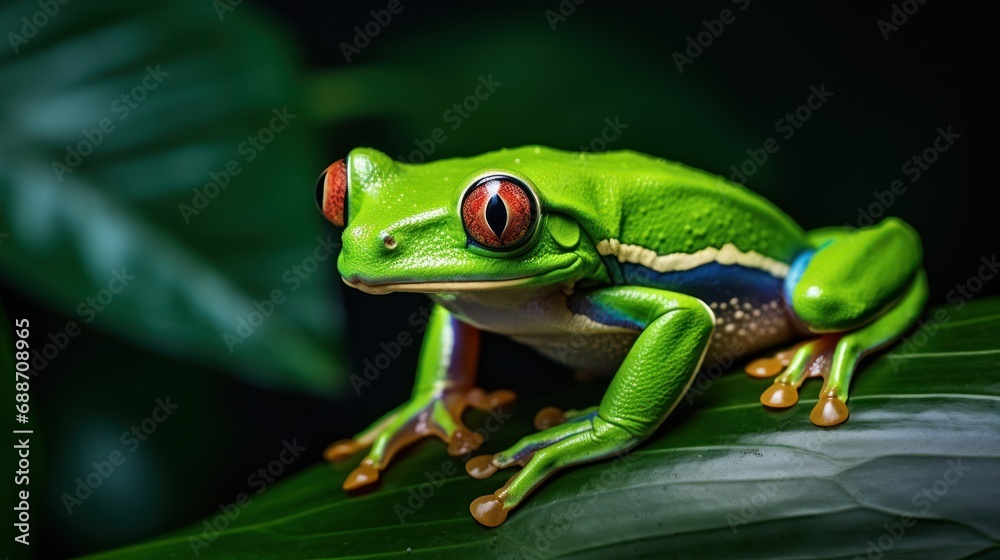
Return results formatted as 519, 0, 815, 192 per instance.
315, 146, 927, 527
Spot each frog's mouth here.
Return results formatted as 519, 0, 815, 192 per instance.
342, 276, 541, 295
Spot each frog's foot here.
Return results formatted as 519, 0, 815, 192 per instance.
326, 387, 515, 491
754, 335, 857, 426
465, 412, 632, 527
744, 341, 808, 378
754, 335, 839, 408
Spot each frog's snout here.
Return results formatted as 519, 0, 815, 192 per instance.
316, 159, 347, 226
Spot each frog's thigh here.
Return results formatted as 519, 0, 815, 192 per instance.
791, 217, 922, 332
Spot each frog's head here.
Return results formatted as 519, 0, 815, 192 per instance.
315, 147, 602, 295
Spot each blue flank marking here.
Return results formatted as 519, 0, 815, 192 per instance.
783, 249, 815, 302
569, 260, 792, 329
620, 261, 785, 306
567, 294, 645, 331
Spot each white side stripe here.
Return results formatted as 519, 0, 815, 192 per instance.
596, 239, 789, 278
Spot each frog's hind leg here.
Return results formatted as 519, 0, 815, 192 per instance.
780, 218, 927, 426
809, 270, 927, 425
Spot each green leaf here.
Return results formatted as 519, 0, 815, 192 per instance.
83, 298, 1000, 559
0, 0, 345, 394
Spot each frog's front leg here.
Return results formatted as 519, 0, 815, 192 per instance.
466, 287, 714, 526
325, 304, 514, 490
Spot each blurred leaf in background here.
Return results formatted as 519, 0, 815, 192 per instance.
0, 0, 345, 394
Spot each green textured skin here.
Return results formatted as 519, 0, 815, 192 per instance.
325, 146, 927, 525
338, 146, 809, 289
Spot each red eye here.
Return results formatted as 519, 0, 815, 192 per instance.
316, 159, 347, 226
461, 175, 538, 250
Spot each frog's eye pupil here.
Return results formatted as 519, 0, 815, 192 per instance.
485, 194, 508, 238
461, 175, 537, 251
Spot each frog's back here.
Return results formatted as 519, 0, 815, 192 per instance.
539, 149, 806, 258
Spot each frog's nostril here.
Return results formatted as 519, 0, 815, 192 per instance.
380, 232, 398, 251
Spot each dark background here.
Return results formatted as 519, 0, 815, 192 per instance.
0, 1, 995, 558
